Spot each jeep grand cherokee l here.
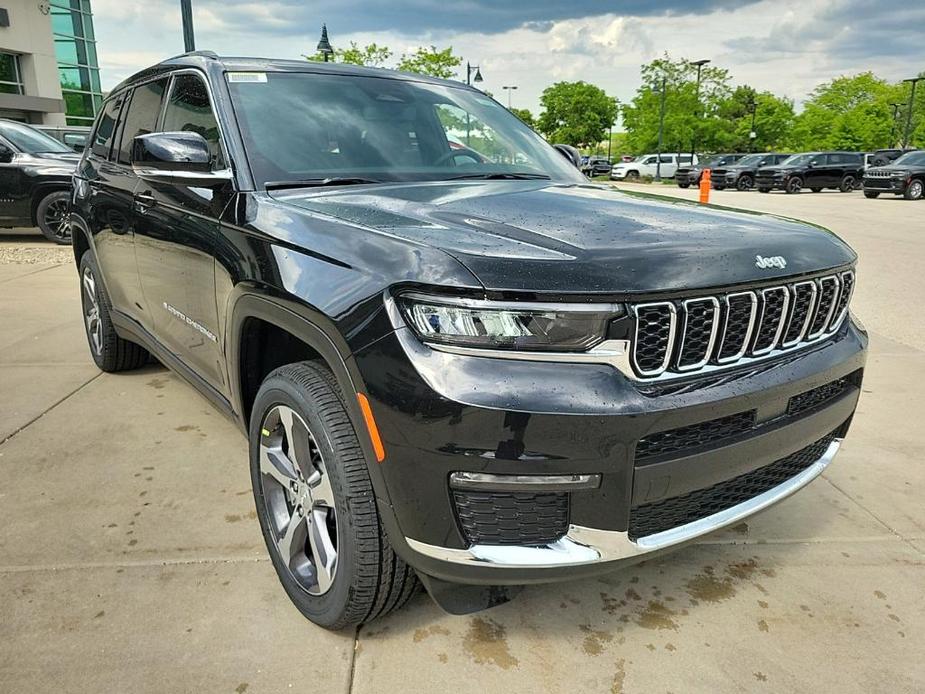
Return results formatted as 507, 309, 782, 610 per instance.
712, 152, 790, 191
862, 150, 925, 200
0, 119, 79, 244
70, 53, 866, 630
755, 152, 864, 194
675, 153, 745, 188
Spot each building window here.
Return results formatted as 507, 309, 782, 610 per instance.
51, 0, 102, 125
0, 53, 24, 95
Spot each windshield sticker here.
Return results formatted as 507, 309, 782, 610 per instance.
227, 72, 267, 83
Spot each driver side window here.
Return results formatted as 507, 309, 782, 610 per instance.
434, 103, 521, 166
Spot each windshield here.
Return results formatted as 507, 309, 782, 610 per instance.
227, 71, 585, 187
892, 151, 925, 167
0, 121, 73, 154
735, 153, 768, 167
779, 153, 817, 167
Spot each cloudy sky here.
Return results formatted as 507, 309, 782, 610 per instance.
91, 0, 924, 116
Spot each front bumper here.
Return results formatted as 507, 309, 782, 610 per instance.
863, 177, 906, 193
353, 319, 867, 585
755, 174, 787, 190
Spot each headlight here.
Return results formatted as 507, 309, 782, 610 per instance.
893, 170, 909, 177
398, 293, 623, 351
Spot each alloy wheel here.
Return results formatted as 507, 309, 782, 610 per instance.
82, 267, 103, 356
908, 180, 923, 200
259, 405, 338, 596
43, 198, 71, 242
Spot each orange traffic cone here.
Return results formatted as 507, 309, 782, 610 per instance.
699, 169, 711, 204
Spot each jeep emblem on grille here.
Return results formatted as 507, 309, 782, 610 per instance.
755, 254, 787, 269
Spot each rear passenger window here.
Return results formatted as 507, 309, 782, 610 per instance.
118, 77, 169, 164
162, 74, 224, 168
90, 95, 123, 159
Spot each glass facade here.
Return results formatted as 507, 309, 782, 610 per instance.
51, 0, 102, 126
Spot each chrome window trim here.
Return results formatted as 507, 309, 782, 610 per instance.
828, 270, 854, 332
406, 439, 841, 568
780, 280, 818, 348
751, 286, 790, 356
806, 274, 840, 340
716, 291, 758, 364
632, 301, 677, 377
675, 296, 720, 372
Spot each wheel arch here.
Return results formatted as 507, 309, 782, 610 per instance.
29, 182, 71, 226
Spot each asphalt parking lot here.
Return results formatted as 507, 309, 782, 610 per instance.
1, 186, 923, 693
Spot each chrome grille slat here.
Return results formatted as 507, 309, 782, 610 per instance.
630, 270, 855, 380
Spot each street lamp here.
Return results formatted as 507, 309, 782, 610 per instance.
317, 24, 334, 62
902, 77, 921, 148
655, 77, 667, 181
502, 85, 518, 109
690, 58, 711, 162
746, 93, 758, 152
890, 102, 903, 148
466, 62, 483, 86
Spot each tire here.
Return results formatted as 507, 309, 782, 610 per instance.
250, 362, 419, 630
736, 175, 753, 191
78, 253, 149, 372
864, 190, 880, 199
625, 170, 639, 181
904, 179, 924, 200
36, 190, 72, 245
838, 175, 856, 193
786, 177, 803, 194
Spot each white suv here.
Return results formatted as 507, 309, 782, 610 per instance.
610, 153, 698, 180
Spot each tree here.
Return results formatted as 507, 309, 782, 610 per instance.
713, 86, 794, 151
304, 41, 392, 67
536, 81, 618, 147
510, 108, 536, 128
396, 46, 462, 80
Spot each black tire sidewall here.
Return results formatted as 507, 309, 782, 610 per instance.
787, 177, 803, 193
905, 180, 923, 200
78, 253, 114, 370
737, 175, 752, 191
248, 370, 367, 629
36, 190, 72, 245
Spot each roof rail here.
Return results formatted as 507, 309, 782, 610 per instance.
165, 49, 219, 61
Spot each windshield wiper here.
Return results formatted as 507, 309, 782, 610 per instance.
445, 172, 551, 181
265, 177, 383, 190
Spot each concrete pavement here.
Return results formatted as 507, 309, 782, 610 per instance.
1, 188, 923, 693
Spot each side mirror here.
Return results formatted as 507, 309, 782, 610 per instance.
553, 143, 582, 169
808, 160, 817, 168
0, 143, 14, 164
131, 131, 231, 186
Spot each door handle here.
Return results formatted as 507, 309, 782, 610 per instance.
134, 192, 156, 213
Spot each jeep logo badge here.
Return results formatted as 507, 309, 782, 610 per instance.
755, 254, 787, 269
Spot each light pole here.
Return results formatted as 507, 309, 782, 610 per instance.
902, 77, 921, 148
465, 62, 483, 86
690, 58, 711, 163
502, 85, 518, 109
317, 24, 334, 62
180, 0, 195, 52
655, 77, 667, 181
890, 102, 903, 147
747, 93, 758, 152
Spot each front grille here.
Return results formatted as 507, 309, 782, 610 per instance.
630, 270, 854, 379
453, 490, 569, 546
787, 377, 852, 416
865, 170, 894, 179
636, 410, 756, 463
628, 431, 838, 540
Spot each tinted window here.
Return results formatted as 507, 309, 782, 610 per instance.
117, 78, 168, 164
641, 157, 656, 165
90, 94, 123, 158
0, 121, 72, 154
678, 155, 692, 163
162, 73, 224, 168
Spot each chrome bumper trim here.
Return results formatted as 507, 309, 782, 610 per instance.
449, 472, 601, 492
405, 439, 841, 569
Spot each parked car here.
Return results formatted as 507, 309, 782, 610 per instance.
675, 153, 746, 188
71, 53, 866, 629
712, 152, 791, 191
862, 150, 925, 200
755, 152, 864, 194
581, 156, 612, 177
868, 148, 917, 168
35, 124, 91, 152
0, 118, 80, 243
610, 153, 697, 180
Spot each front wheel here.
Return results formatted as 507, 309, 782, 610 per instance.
624, 171, 639, 181
905, 179, 924, 200
839, 175, 856, 193
786, 177, 803, 194
863, 190, 880, 199
250, 362, 418, 629
736, 175, 753, 191
36, 190, 72, 245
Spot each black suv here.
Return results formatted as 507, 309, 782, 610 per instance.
862, 150, 925, 200
581, 156, 612, 177
71, 53, 867, 630
0, 119, 79, 243
675, 153, 745, 188
712, 152, 791, 191
755, 152, 864, 194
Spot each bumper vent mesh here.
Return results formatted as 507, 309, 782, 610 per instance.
453, 490, 569, 546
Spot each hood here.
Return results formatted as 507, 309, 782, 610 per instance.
19, 151, 80, 172
273, 181, 856, 295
